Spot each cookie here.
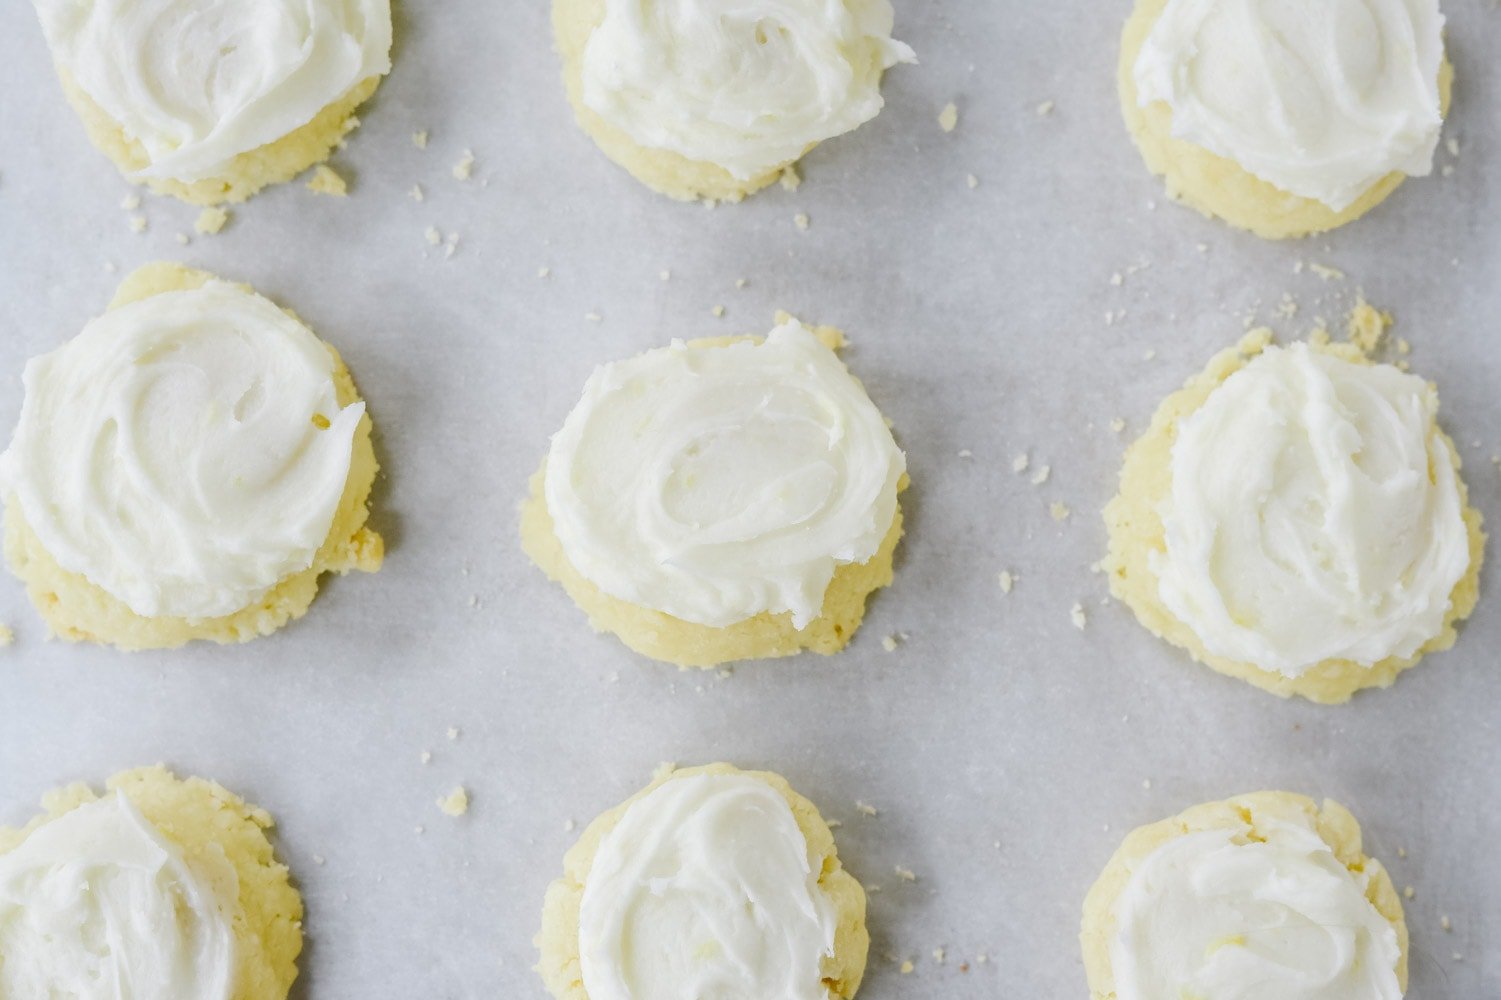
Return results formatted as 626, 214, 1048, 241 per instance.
1104, 328, 1484, 703
0, 765, 303, 1000
552, 0, 913, 201
32, 0, 392, 204
521, 317, 907, 668
536, 763, 868, 1000
1081, 791, 1407, 1000
1, 262, 383, 650
1119, 0, 1451, 238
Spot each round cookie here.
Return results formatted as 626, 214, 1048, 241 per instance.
0, 765, 303, 1000
520, 319, 907, 669
552, 0, 912, 202
1119, 0, 1452, 239
1081, 792, 1408, 1000
34, 1, 392, 204
1, 262, 383, 651
1103, 328, 1484, 704
535, 763, 869, 1000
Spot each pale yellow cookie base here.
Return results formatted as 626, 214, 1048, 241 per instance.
551, 0, 800, 202
2, 262, 384, 651
535, 763, 869, 1000
1118, 0, 1453, 239
0, 765, 303, 1000
1102, 330, 1486, 704
1080, 791, 1408, 999
57, 69, 381, 206
520, 326, 904, 669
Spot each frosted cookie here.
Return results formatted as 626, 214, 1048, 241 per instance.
0, 262, 383, 651
552, 0, 914, 202
1119, 0, 1452, 238
0, 765, 303, 1000
1104, 330, 1484, 703
32, 0, 393, 205
1081, 792, 1407, 1000
536, 763, 868, 1000
521, 318, 907, 668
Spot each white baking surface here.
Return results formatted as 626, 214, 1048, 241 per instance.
1, 3, 1498, 997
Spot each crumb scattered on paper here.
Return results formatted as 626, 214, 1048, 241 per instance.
438, 787, 469, 817
998, 571, 1015, 594
306, 165, 347, 196
793, 212, 810, 231
780, 166, 801, 192
412, 130, 429, 150
194, 207, 229, 235
938, 102, 959, 132
1070, 603, 1087, 630
453, 150, 475, 180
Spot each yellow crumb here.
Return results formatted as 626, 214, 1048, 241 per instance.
412, 130, 429, 150
194, 207, 229, 235
938, 102, 959, 133
1347, 297, 1393, 353
780, 165, 802, 192
453, 150, 475, 180
0, 624, 12, 647
306, 164, 347, 197
438, 787, 469, 817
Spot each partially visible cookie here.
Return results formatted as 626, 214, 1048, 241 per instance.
32, 0, 392, 204
1119, 0, 1451, 238
0, 765, 303, 1000
552, 0, 913, 201
1081, 792, 1407, 1000
1104, 328, 1483, 703
536, 763, 868, 1000
521, 317, 907, 668
1, 262, 383, 650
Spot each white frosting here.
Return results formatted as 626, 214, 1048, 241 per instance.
0, 792, 238, 1000
1110, 816, 1403, 1000
1155, 344, 1469, 676
579, 773, 839, 1000
580, 0, 915, 179
545, 320, 905, 629
33, 0, 392, 183
0, 280, 364, 621
1134, 0, 1445, 211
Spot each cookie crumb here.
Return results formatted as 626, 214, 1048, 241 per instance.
409, 183, 425, 202
1012, 453, 1029, 473
194, 207, 229, 235
312, 854, 326, 865
120, 192, 142, 210
1031, 464, 1051, 486
1070, 603, 1087, 630
1346, 297, 1392, 353
856, 800, 878, 817
1050, 501, 1071, 521
932, 947, 946, 964
1441, 914, 1452, 932
0, 625, 13, 647
585, 311, 603, 323
446, 726, 460, 741
881, 634, 900, 652
437, 787, 469, 817
1036, 99, 1055, 117
453, 150, 476, 180
966, 173, 979, 189
412, 130, 429, 149
899, 961, 914, 975
420, 750, 432, 765
1309, 262, 1345, 282
998, 571, 1015, 594
711, 305, 726, 318
1404, 886, 1415, 899
894, 865, 916, 882
780, 165, 802, 192
1109, 417, 1126, 434
938, 102, 959, 132
793, 212, 811, 231
306, 164, 347, 196
128, 214, 147, 233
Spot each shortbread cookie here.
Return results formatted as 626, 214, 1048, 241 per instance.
521, 318, 907, 668
0, 765, 303, 1000
1081, 792, 1407, 1000
1120, 0, 1451, 238
32, 0, 392, 204
536, 763, 868, 1000
552, 0, 914, 201
0, 262, 383, 650
1104, 329, 1484, 703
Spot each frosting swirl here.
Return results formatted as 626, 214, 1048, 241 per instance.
1110, 817, 1402, 1000
33, 0, 392, 183
581, 0, 915, 179
1133, 0, 1444, 211
1155, 343, 1469, 675
0, 792, 238, 1000
545, 320, 905, 629
0, 280, 365, 621
579, 773, 838, 1000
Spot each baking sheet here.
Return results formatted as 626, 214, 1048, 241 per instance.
1, 2, 1498, 996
